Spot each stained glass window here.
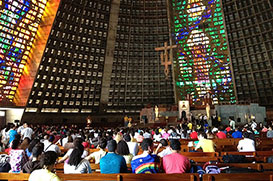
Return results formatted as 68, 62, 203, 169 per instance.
0, 0, 47, 104
173, 0, 236, 105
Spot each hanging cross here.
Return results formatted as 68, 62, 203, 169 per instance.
155, 42, 177, 78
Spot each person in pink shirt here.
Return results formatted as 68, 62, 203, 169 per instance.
136, 132, 144, 143
162, 139, 190, 173
161, 132, 170, 140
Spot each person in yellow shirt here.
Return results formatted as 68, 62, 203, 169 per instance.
187, 121, 193, 130
195, 132, 215, 152
29, 151, 60, 181
124, 115, 129, 127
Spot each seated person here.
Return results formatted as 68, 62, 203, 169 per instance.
195, 131, 215, 152
100, 140, 127, 174
237, 132, 255, 152
124, 134, 139, 156
232, 127, 243, 138
85, 138, 107, 164
267, 126, 273, 138
58, 138, 88, 163
216, 126, 226, 139
190, 127, 198, 139
22, 143, 44, 173
116, 140, 133, 164
131, 138, 160, 174
154, 139, 172, 158
163, 139, 190, 173
64, 144, 92, 173
9, 139, 28, 173
43, 135, 61, 155
29, 151, 60, 181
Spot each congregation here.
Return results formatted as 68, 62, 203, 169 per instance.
0, 118, 273, 181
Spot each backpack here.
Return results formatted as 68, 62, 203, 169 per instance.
0, 154, 11, 173
205, 165, 221, 174
190, 165, 205, 175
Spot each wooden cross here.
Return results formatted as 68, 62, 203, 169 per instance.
155, 42, 177, 78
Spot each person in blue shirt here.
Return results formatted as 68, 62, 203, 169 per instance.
100, 140, 127, 174
9, 124, 18, 144
232, 127, 242, 138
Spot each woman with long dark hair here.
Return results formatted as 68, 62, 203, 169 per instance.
26, 139, 40, 157
64, 144, 92, 173
116, 140, 133, 164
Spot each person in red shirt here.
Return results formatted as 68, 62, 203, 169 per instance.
190, 127, 198, 139
163, 139, 191, 173
216, 127, 226, 139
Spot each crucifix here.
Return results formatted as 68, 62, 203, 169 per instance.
155, 42, 177, 78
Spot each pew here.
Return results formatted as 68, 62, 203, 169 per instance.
0, 173, 199, 181
203, 172, 273, 181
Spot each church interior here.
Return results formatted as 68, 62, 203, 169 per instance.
1, 0, 273, 180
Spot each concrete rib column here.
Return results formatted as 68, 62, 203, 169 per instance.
99, 0, 121, 113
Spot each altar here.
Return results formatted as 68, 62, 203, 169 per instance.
140, 105, 179, 125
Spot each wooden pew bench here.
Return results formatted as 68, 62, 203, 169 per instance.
203, 172, 273, 181
0, 173, 199, 181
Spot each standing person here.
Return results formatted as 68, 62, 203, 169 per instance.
131, 138, 160, 174
64, 144, 92, 174
8, 124, 18, 144
21, 123, 33, 140
237, 132, 255, 152
229, 117, 236, 130
1, 124, 11, 147
163, 139, 190, 173
17, 123, 25, 135
195, 131, 215, 152
100, 140, 127, 174
128, 117, 133, 128
124, 115, 129, 127
28, 151, 61, 181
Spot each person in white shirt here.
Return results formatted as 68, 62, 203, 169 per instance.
251, 120, 257, 131
85, 138, 107, 164
17, 124, 25, 135
43, 135, 61, 155
229, 118, 236, 130
124, 134, 138, 156
58, 138, 88, 163
237, 132, 255, 152
64, 144, 92, 174
21, 123, 33, 140
153, 129, 162, 142
154, 139, 172, 158
143, 129, 152, 139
